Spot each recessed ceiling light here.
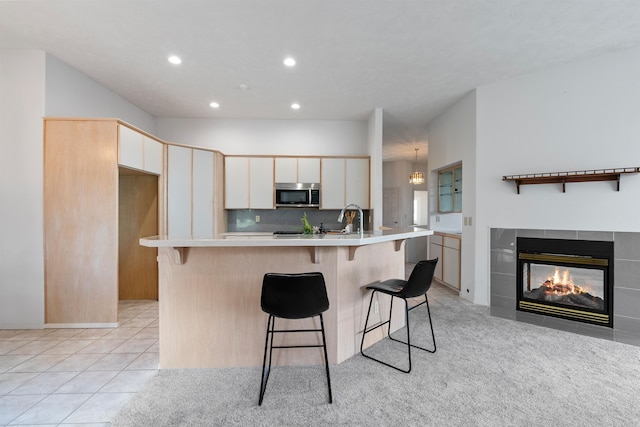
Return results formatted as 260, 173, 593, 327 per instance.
238, 83, 250, 90
209, 101, 220, 109
283, 57, 296, 67
291, 103, 301, 110
168, 55, 182, 65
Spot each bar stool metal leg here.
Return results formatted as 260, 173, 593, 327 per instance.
359, 259, 438, 373
259, 315, 275, 405
388, 294, 436, 354
259, 314, 332, 405
319, 314, 333, 403
258, 272, 333, 405
360, 292, 436, 373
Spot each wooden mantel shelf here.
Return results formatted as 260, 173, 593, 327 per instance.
502, 167, 640, 194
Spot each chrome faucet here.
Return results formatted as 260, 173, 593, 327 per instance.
338, 203, 363, 236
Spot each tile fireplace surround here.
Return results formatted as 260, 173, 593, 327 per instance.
490, 229, 640, 346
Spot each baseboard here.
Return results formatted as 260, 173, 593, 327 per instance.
0, 323, 45, 330
45, 322, 119, 329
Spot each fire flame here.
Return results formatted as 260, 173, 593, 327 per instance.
542, 268, 586, 295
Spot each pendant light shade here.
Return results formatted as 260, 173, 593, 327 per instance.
409, 148, 425, 185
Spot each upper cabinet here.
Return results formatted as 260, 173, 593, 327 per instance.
275, 157, 321, 183
224, 157, 249, 209
249, 157, 275, 209
167, 145, 225, 237
298, 158, 321, 183
118, 124, 163, 175
192, 149, 216, 237
119, 125, 143, 169
224, 155, 369, 210
224, 157, 274, 209
167, 145, 193, 237
143, 137, 163, 175
320, 158, 370, 209
320, 158, 346, 209
346, 158, 370, 208
438, 164, 462, 213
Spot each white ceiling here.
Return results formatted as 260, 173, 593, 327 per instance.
2, 0, 640, 162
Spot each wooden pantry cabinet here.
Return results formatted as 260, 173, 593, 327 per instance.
44, 118, 165, 325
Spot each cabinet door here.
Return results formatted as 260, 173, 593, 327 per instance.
274, 157, 297, 182
298, 158, 321, 183
346, 158, 369, 209
438, 165, 462, 213
453, 166, 462, 212
118, 125, 143, 170
443, 246, 460, 289
143, 137, 163, 175
167, 145, 192, 237
438, 169, 453, 213
250, 157, 274, 208
224, 157, 249, 209
430, 243, 443, 281
192, 149, 214, 238
321, 158, 345, 209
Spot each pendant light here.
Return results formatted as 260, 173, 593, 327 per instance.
409, 148, 425, 185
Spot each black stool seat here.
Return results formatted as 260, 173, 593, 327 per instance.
360, 259, 438, 373
259, 272, 332, 405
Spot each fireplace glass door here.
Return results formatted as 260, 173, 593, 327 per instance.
516, 238, 613, 327
522, 260, 605, 311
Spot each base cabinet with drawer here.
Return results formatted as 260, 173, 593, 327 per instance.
429, 232, 461, 290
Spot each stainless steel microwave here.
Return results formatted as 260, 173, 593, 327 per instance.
275, 183, 320, 208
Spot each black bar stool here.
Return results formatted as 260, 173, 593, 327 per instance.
259, 272, 332, 405
360, 258, 438, 373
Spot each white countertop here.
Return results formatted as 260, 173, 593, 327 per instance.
140, 227, 433, 248
432, 229, 462, 236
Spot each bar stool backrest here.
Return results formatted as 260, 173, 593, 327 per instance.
400, 258, 438, 298
261, 272, 329, 319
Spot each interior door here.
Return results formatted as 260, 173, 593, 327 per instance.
119, 169, 159, 300
413, 190, 429, 225
383, 187, 399, 227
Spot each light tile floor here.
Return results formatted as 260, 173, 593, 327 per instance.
0, 300, 159, 426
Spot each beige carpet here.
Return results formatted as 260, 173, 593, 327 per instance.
113, 303, 640, 426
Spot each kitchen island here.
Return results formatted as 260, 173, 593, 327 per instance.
140, 227, 433, 369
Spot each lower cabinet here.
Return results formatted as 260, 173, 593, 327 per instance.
430, 232, 461, 290
430, 237, 443, 281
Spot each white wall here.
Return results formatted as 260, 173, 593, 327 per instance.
474, 47, 640, 305
383, 160, 427, 227
429, 47, 640, 307
383, 158, 429, 262
0, 50, 46, 327
427, 90, 477, 302
45, 54, 156, 133
476, 47, 640, 231
368, 108, 384, 230
1, 51, 157, 328
156, 117, 367, 156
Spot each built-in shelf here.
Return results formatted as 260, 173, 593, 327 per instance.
502, 167, 640, 194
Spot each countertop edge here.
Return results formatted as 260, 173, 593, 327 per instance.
140, 228, 433, 248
